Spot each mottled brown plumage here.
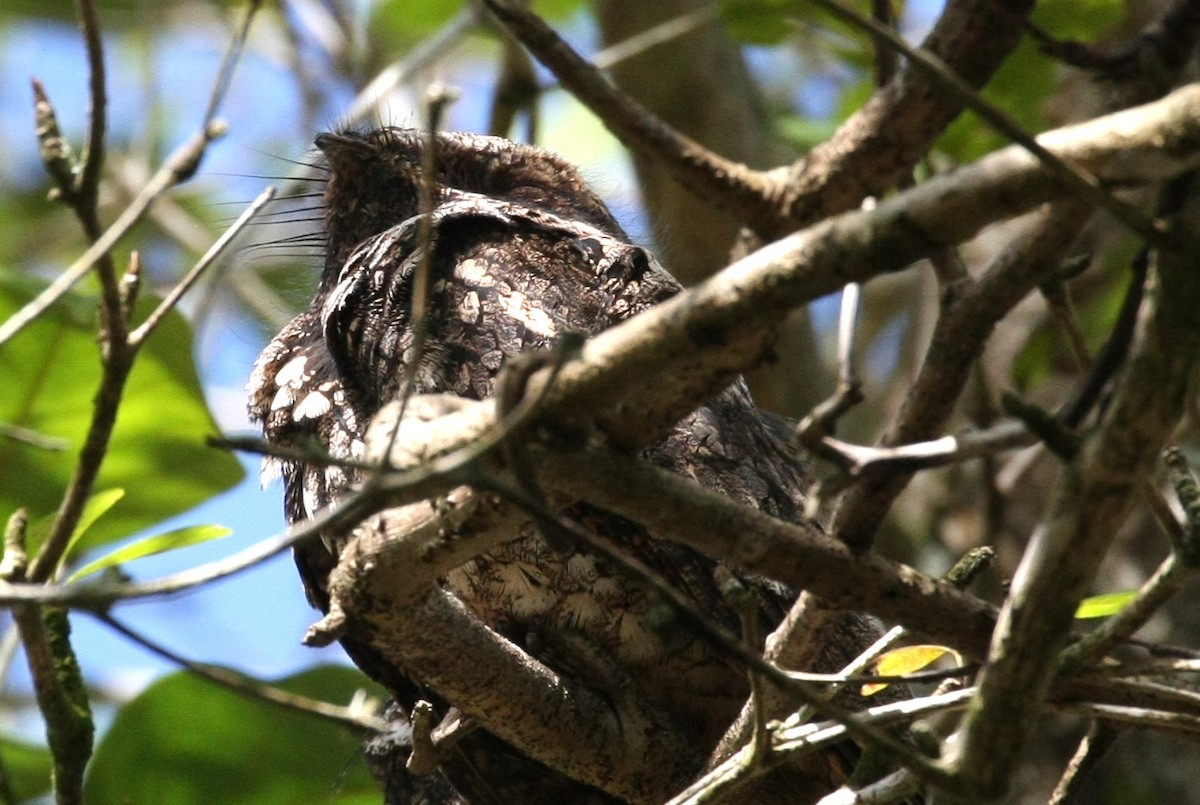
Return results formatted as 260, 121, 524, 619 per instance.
247, 128, 862, 802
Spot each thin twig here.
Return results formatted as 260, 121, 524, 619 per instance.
201, 0, 260, 128
0, 423, 69, 452
1046, 721, 1121, 805
129, 186, 276, 345
0, 125, 227, 350
817, 419, 1033, 476
1059, 249, 1148, 428
345, 3, 482, 125
668, 688, 976, 805
837, 281, 863, 392
0, 0, 261, 348
73, 0, 107, 209
1058, 701, 1200, 734
589, 7, 718, 72
1040, 275, 1091, 372
94, 613, 387, 732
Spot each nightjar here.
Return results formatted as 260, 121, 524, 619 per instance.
248, 128, 857, 803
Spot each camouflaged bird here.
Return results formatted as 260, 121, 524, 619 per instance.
247, 128, 871, 803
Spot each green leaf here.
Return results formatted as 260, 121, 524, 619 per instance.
0, 269, 245, 554
0, 736, 54, 801
86, 667, 385, 805
67, 524, 232, 582
1075, 591, 1137, 620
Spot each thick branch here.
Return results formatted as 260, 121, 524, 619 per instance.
350, 587, 693, 803
779, 0, 1034, 232
488, 0, 1035, 238
538, 444, 997, 659
532, 84, 1200, 450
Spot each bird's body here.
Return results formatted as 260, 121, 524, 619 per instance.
248, 129, 849, 802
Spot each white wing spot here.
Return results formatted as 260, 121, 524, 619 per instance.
274, 355, 309, 388
453, 258, 495, 287
259, 456, 283, 488
503, 291, 557, 337
293, 391, 332, 421
458, 291, 481, 323
270, 385, 296, 411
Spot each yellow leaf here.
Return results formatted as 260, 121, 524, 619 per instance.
861, 645, 959, 697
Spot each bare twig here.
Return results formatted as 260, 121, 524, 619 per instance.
1046, 721, 1121, 805
668, 688, 977, 805
94, 613, 387, 732
1058, 701, 1200, 735
344, 3, 483, 125
815, 420, 1033, 477
73, 0, 107, 210
795, 281, 866, 476
0, 0, 260, 348
1040, 274, 1091, 372
129, 186, 276, 345
0, 120, 226, 350
1060, 248, 1149, 428
589, 6, 718, 72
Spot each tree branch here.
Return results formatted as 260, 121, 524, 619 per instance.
778, 0, 1033, 233
354, 586, 695, 803
952, 174, 1200, 797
